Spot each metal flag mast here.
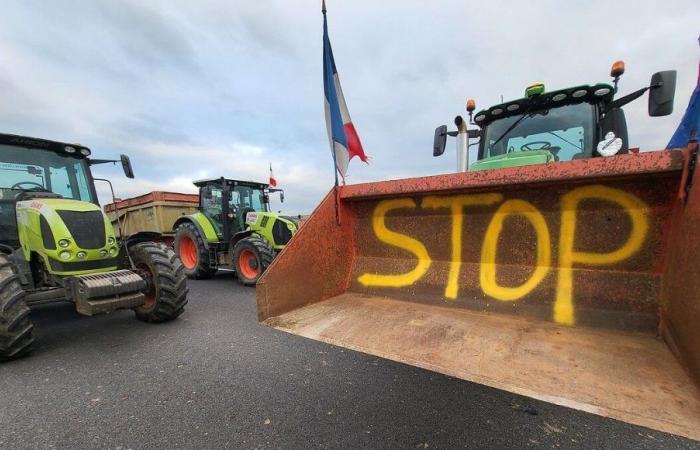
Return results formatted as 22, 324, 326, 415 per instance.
323, 0, 341, 224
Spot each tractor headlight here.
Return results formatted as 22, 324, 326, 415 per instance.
109, 247, 118, 256
107, 237, 115, 245
76, 251, 87, 259
58, 239, 70, 248
99, 249, 108, 257
59, 251, 71, 260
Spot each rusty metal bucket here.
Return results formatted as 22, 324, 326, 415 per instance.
257, 148, 700, 440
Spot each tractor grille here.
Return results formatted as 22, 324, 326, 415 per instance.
271, 219, 293, 245
57, 210, 106, 249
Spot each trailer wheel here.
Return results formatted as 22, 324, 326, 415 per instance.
232, 236, 275, 286
0, 254, 33, 361
174, 221, 217, 279
131, 242, 188, 323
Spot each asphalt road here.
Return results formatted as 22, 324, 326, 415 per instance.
1, 273, 697, 449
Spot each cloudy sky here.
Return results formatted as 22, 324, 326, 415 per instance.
1, 1, 699, 214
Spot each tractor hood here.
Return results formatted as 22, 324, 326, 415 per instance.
15, 198, 119, 274
18, 197, 102, 214
469, 150, 555, 172
245, 211, 298, 249
245, 211, 297, 228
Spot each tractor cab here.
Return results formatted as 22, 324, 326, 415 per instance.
194, 178, 272, 241
434, 61, 677, 171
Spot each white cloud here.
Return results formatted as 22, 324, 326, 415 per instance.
1, 0, 699, 215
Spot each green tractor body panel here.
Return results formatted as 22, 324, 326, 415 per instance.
469, 149, 555, 172
16, 198, 119, 276
244, 211, 298, 251
186, 211, 221, 243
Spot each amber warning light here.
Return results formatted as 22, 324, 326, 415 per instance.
611, 60, 626, 78
466, 98, 476, 112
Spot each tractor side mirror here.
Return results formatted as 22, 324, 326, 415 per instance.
649, 70, 676, 117
280, 191, 285, 203
120, 154, 135, 179
434, 125, 447, 157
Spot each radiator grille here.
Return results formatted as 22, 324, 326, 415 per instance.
271, 219, 292, 245
57, 210, 106, 249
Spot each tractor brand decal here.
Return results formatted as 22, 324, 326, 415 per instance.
357, 184, 651, 326
246, 212, 258, 224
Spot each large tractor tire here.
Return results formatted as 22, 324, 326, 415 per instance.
0, 254, 33, 361
232, 236, 275, 286
131, 242, 188, 323
174, 221, 217, 279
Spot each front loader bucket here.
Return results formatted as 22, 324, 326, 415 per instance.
257, 148, 700, 440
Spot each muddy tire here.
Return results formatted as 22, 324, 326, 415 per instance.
131, 242, 188, 323
174, 221, 217, 279
232, 236, 275, 286
0, 254, 33, 361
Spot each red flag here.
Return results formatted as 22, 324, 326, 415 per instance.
269, 163, 277, 187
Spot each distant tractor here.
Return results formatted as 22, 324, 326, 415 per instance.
173, 178, 298, 285
434, 61, 677, 171
0, 133, 188, 361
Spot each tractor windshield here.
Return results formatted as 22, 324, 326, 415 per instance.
480, 102, 595, 162
0, 144, 95, 202
230, 186, 267, 213
200, 183, 269, 238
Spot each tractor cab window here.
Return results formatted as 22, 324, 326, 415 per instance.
201, 185, 224, 236
481, 102, 595, 162
228, 185, 268, 233
0, 145, 95, 202
232, 186, 267, 213
49, 163, 93, 200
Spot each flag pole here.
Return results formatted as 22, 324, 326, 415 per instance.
323, 0, 341, 225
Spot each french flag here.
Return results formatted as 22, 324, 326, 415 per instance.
269, 163, 277, 187
323, 1, 368, 183
667, 36, 700, 149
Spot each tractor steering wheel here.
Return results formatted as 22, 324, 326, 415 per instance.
11, 181, 45, 190
520, 141, 552, 152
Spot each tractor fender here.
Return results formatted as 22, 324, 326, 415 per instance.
115, 231, 165, 270
173, 213, 219, 245
229, 230, 255, 251
123, 231, 164, 249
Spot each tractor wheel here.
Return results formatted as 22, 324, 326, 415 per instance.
174, 221, 217, 279
131, 242, 188, 323
232, 236, 275, 286
0, 254, 33, 361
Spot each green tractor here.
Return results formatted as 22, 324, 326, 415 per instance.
0, 133, 188, 361
173, 178, 298, 285
433, 61, 677, 170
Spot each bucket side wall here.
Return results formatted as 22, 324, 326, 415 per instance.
662, 145, 700, 384
256, 190, 356, 321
